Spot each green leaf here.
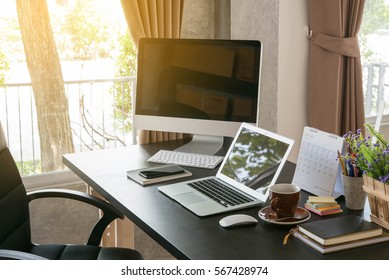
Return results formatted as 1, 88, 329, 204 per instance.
365, 124, 389, 148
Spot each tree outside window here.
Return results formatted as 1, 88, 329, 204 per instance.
0, 0, 134, 175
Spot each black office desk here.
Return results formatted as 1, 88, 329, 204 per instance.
63, 139, 389, 259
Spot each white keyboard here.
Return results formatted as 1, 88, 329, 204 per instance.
147, 150, 224, 169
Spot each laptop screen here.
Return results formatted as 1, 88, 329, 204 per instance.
217, 123, 294, 201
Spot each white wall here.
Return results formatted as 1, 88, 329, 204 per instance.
277, 0, 309, 162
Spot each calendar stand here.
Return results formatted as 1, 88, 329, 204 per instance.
292, 126, 344, 197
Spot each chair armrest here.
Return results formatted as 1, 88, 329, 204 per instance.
27, 189, 125, 246
0, 249, 47, 260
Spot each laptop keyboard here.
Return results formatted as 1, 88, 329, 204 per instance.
188, 178, 254, 207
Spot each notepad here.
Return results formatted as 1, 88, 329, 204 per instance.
304, 198, 343, 216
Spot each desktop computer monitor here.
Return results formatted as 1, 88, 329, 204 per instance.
134, 38, 262, 154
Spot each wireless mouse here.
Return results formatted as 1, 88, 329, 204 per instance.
219, 214, 258, 228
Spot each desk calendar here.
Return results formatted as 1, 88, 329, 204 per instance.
292, 126, 344, 196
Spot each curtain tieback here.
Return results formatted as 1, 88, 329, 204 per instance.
309, 31, 360, 58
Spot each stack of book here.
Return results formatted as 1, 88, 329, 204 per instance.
291, 215, 389, 254
304, 196, 343, 216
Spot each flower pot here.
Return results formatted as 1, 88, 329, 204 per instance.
342, 174, 366, 210
363, 174, 389, 230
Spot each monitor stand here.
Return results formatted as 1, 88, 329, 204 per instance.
174, 134, 223, 155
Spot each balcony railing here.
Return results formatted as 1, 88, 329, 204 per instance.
1, 63, 388, 178
363, 63, 389, 120
0, 76, 136, 176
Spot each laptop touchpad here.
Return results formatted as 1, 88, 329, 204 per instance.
174, 192, 206, 205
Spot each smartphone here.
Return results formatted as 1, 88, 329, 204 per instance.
139, 165, 185, 179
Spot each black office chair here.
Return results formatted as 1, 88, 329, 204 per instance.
0, 122, 143, 260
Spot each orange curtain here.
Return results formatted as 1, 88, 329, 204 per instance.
308, 0, 366, 136
120, 0, 186, 144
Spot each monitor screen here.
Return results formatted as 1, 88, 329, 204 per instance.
134, 38, 262, 153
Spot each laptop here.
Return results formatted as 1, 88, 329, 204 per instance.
158, 122, 294, 216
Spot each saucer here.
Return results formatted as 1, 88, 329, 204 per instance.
258, 206, 311, 225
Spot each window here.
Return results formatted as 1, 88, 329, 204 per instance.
0, 0, 136, 177
360, 0, 389, 124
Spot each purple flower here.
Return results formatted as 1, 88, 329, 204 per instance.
379, 174, 389, 183
341, 124, 388, 183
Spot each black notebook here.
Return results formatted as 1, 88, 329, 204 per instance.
297, 215, 383, 246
